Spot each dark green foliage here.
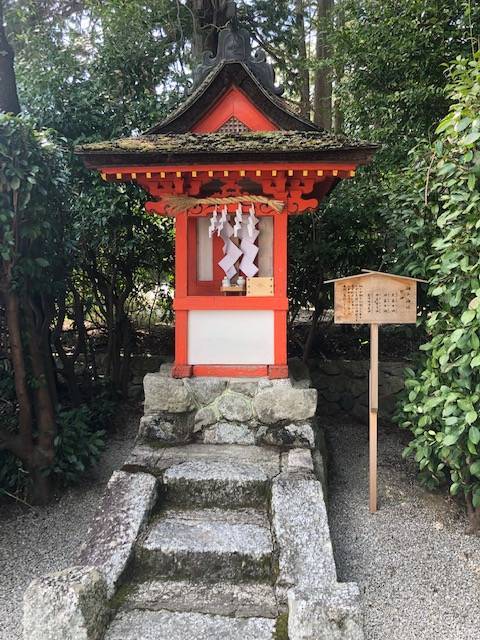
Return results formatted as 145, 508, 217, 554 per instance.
49, 405, 107, 484
392, 55, 480, 524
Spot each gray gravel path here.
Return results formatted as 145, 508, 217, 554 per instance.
0, 403, 140, 640
325, 418, 480, 640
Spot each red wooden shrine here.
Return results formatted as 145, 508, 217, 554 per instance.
78, 21, 377, 379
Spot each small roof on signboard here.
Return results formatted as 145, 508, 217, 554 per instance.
324, 269, 427, 284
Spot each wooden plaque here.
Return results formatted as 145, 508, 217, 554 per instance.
331, 273, 418, 325
246, 277, 274, 297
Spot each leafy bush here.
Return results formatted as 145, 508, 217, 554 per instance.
393, 54, 480, 529
48, 405, 106, 485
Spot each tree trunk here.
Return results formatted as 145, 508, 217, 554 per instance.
4, 291, 33, 451
466, 493, 480, 534
0, 1, 21, 115
313, 0, 333, 129
295, 0, 310, 118
25, 305, 57, 474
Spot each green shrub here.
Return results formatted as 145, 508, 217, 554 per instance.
393, 54, 480, 529
48, 405, 106, 484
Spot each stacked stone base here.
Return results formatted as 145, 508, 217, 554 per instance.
23, 365, 364, 640
140, 363, 318, 449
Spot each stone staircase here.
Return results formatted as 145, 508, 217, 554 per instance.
23, 369, 364, 640
104, 444, 285, 640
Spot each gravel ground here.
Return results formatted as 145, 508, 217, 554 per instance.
0, 403, 141, 640
325, 418, 480, 640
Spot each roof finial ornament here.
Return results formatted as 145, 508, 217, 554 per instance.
191, 3, 283, 96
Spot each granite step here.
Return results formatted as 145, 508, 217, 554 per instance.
134, 507, 273, 582
123, 443, 280, 479
104, 609, 277, 640
162, 459, 270, 508
120, 579, 280, 618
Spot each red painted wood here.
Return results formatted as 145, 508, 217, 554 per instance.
172, 364, 193, 378
191, 86, 278, 133
173, 296, 289, 310
273, 215, 288, 297
187, 217, 197, 295
192, 365, 268, 377
100, 162, 357, 176
174, 310, 188, 367
268, 365, 289, 379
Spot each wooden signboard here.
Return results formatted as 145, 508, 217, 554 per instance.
332, 271, 417, 325
326, 270, 425, 513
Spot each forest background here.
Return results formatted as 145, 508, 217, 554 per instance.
1, 0, 480, 529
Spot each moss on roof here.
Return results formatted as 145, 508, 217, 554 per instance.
77, 130, 377, 156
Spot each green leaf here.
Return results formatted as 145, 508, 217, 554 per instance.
470, 461, 480, 478
443, 433, 460, 446
466, 410, 478, 425
469, 426, 480, 445
462, 131, 480, 145
461, 309, 476, 324
450, 482, 460, 496
471, 354, 480, 368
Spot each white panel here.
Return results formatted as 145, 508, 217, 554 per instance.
188, 310, 274, 364
197, 218, 213, 281
257, 217, 273, 277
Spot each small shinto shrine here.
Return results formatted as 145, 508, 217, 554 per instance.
77, 20, 377, 379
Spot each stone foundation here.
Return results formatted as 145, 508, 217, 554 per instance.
139, 362, 318, 449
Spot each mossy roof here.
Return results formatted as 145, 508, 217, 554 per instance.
76, 130, 379, 168
146, 61, 319, 134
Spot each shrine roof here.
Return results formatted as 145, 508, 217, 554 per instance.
76, 130, 379, 168
146, 61, 318, 134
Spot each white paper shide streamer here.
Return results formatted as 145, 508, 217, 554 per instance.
216, 205, 242, 280
239, 203, 259, 278
208, 203, 260, 282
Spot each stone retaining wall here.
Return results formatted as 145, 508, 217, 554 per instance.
309, 360, 406, 423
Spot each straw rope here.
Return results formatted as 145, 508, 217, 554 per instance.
162, 194, 285, 213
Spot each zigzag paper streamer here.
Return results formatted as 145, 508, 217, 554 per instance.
239, 204, 259, 278
208, 205, 219, 238
233, 203, 243, 238
218, 207, 242, 279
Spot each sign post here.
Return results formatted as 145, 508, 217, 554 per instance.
326, 270, 425, 513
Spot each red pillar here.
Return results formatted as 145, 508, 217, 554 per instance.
172, 212, 192, 378
269, 212, 289, 379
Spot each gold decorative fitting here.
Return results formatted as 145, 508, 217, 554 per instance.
146, 172, 152, 178
116, 172, 122, 179
131, 172, 137, 179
